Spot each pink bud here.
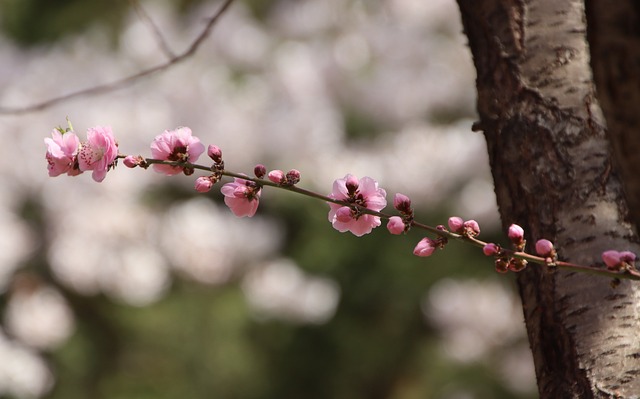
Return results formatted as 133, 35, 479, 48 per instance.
601, 250, 635, 270
508, 224, 524, 244
335, 206, 353, 223
286, 169, 301, 185
413, 237, 437, 257
448, 216, 464, 233
386, 216, 405, 235
483, 243, 500, 256
620, 251, 636, 263
123, 155, 138, 168
601, 250, 621, 268
194, 176, 213, 193
254, 164, 266, 179
535, 239, 554, 257
268, 170, 285, 184
207, 145, 222, 162
463, 220, 480, 236
393, 193, 412, 213
345, 175, 359, 193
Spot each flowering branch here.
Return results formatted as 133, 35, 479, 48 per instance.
45, 124, 640, 282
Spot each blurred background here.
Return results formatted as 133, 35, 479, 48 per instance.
0, 0, 536, 398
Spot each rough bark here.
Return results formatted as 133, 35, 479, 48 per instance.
586, 0, 640, 230
456, 0, 640, 397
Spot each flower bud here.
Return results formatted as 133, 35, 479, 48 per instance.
508, 258, 527, 272
386, 216, 405, 235
268, 170, 285, 184
123, 155, 139, 168
254, 164, 266, 179
207, 145, 223, 162
535, 239, 554, 257
194, 176, 213, 193
620, 251, 636, 264
413, 237, 437, 257
508, 224, 524, 244
483, 243, 500, 256
495, 258, 509, 273
447, 216, 464, 233
463, 220, 480, 237
286, 169, 301, 185
393, 193, 412, 213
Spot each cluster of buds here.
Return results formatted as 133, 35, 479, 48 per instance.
386, 193, 412, 235
266, 168, 301, 186
482, 224, 528, 273
447, 216, 481, 238
602, 250, 636, 272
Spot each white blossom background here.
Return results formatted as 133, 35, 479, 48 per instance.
0, 0, 535, 397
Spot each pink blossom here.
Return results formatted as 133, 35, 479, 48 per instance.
508, 224, 525, 244
483, 243, 500, 256
194, 176, 214, 193
78, 126, 118, 182
448, 216, 464, 233
150, 127, 205, 175
413, 237, 437, 257
535, 239, 554, 257
386, 216, 405, 235
221, 178, 261, 217
45, 129, 81, 177
327, 174, 387, 237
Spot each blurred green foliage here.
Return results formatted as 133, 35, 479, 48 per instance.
0, 0, 128, 46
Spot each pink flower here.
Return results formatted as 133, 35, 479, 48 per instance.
327, 174, 387, 237
413, 237, 437, 257
45, 129, 81, 177
78, 126, 118, 182
221, 178, 261, 217
386, 216, 405, 235
508, 224, 525, 244
448, 216, 464, 233
194, 176, 214, 193
535, 239, 554, 257
483, 243, 500, 256
150, 127, 205, 175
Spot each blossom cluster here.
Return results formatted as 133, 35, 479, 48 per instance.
45, 125, 639, 277
45, 124, 118, 182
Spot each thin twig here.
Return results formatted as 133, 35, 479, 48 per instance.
128, 155, 640, 281
128, 0, 176, 60
0, 0, 235, 115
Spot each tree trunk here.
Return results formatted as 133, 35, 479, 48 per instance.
456, 0, 640, 397
586, 0, 640, 230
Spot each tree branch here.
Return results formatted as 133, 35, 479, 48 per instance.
0, 0, 235, 115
